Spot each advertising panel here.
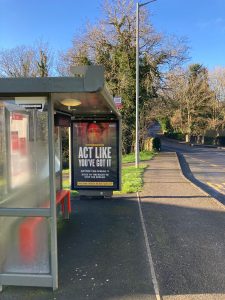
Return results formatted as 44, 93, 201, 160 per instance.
71, 120, 119, 190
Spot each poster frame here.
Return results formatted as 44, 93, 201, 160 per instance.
71, 119, 120, 191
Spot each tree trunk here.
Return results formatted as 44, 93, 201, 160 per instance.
185, 134, 190, 143
201, 135, 205, 144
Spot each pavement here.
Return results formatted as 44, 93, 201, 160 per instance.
2, 152, 225, 299
139, 152, 225, 299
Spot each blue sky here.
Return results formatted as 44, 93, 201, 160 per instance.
0, 0, 224, 70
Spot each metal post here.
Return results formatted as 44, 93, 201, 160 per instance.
135, 2, 140, 168
48, 97, 58, 290
69, 127, 71, 187
135, 0, 156, 168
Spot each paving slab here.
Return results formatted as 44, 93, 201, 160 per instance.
139, 152, 225, 300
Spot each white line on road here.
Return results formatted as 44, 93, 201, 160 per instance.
137, 192, 161, 300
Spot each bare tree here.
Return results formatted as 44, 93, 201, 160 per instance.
208, 67, 225, 132
209, 67, 225, 102
0, 41, 53, 77
162, 65, 215, 143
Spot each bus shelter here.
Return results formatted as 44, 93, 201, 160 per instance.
0, 66, 121, 291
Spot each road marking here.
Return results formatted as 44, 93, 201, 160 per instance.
215, 183, 223, 189
184, 155, 221, 168
207, 182, 225, 193
207, 182, 215, 188
177, 152, 225, 213
137, 192, 161, 300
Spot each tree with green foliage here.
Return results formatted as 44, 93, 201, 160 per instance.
37, 50, 48, 77
58, 0, 188, 153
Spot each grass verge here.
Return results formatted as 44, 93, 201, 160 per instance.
63, 166, 147, 196
62, 170, 79, 196
63, 150, 155, 195
122, 150, 155, 163
117, 150, 156, 194
114, 164, 147, 194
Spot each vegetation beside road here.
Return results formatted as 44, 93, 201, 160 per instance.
62, 169, 78, 196
118, 150, 156, 194
63, 164, 147, 195
122, 150, 155, 164
114, 164, 147, 194
63, 150, 155, 195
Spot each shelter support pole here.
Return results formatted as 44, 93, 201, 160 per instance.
48, 96, 58, 290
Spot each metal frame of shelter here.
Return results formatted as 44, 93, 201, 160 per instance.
0, 66, 121, 291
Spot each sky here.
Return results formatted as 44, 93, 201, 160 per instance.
0, 0, 225, 70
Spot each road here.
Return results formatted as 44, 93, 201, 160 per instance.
2, 149, 225, 299
149, 122, 162, 138
161, 137, 225, 202
140, 152, 225, 300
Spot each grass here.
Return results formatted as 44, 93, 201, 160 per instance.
62, 170, 79, 196
119, 150, 156, 194
62, 169, 69, 175
114, 164, 147, 194
122, 150, 155, 163
62, 150, 155, 195
63, 166, 147, 195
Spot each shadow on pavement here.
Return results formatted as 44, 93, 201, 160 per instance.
140, 199, 225, 298
177, 152, 225, 206
0, 195, 156, 300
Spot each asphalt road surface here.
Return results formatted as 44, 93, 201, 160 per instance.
2, 138, 225, 300
140, 152, 225, 300
149, 122, 162, 138
162, 137, 225, 202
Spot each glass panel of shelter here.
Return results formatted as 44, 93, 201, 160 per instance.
0, 99, 63, 208
0, 98, 58, 276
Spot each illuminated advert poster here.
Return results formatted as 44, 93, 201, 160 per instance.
71, 121, 119, 190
